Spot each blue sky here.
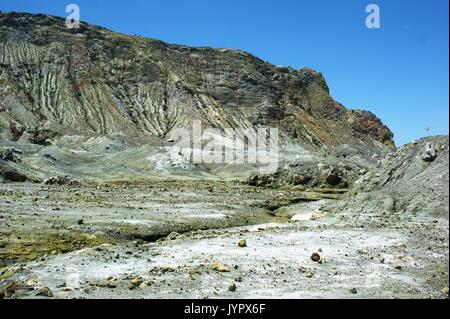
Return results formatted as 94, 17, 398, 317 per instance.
1, 0, 448, 145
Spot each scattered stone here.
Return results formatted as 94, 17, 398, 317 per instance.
107, 282, 117, 289
4, 282, 20, 297
139, 282, 149, 289
0, 147, 22, 162
212, 261, 231, 272
25, 279, 39, 287
229, 283, 237, 292
393, 264, 402, 270
350, 288, 358, 294
238, 239, 247, 247
311, 252, 321, 262
166, 232, 181, 240
44, 175, 80, 186
130, 277, 144, 287
325, 167, 342, 186
77, 219, 84, 225
161, 265, 176, 273
359, 169, 367, 175
36, 287, 53, 297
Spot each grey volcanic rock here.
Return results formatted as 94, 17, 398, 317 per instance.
0, 146, 22, 162
44, 175, 80, 186
0, 160, 36, 182
247, 144, 387, 188
0, 12, 393, 149
334, 136, 449, 217
421, 142, 437, 162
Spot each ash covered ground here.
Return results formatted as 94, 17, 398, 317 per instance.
0, 135, 448, 299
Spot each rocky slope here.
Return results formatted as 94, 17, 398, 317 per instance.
0, 12, 393, 148
333, 136, 449, 217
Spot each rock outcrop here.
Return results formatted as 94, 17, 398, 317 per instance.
333, 136, 449, 217
247, 144, 387, 188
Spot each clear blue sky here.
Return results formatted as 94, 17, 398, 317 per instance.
1, 0, 448, 145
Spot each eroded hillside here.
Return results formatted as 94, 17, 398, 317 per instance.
0, 12, 393, 148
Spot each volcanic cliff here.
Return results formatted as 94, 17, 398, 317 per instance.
0, 12, 394, 148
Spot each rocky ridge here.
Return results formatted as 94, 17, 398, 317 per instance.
0, 12, 393, 149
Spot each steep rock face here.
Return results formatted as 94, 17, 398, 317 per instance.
0, 12, 394, 148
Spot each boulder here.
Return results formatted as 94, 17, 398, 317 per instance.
421, 142, 437, 162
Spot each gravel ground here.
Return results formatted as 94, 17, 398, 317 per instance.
0, 181, 448, 299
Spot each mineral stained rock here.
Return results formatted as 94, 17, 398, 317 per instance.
0, 12, 393, 149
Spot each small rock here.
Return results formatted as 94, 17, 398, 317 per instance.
5, 282, 20, 297
212, 261, 231, 272
238, 239, 247, 248
139, 282, 149, 289
44, 175, 80, 186
130, 277, 143, 287
161, 265, 176, 273
107, 282, 117, 289
166, 232, 181, 240
228, 283, 237, 292
311, 252, 321, 262
25, 279, 39, 287
350, 288, 358, 294
325, 167, 342, 186
77, 219, 84, 225
393, 264, 402, 270
0, 147, 22, 162
358, 169, 367, 175
36, 287, 53, 297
